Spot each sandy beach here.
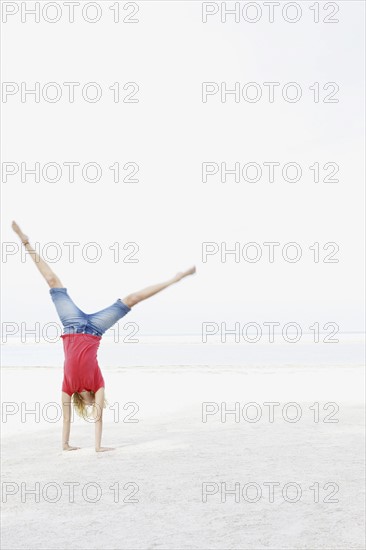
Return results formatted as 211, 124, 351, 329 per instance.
1, 357, 365, 550
2, 0, 365, 547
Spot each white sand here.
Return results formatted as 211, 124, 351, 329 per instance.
1, 364, 365, 549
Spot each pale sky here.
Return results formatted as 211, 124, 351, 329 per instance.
1, 1, 365, 334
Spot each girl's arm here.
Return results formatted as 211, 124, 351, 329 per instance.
94, 387, 114, 452
61, 392, 80, 451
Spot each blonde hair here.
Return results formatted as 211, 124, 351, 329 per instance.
72, 391, 107, 420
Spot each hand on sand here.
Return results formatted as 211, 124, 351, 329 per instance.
95, 447, 115, 453
63, 444, 81, 451
11, 221, 29, 244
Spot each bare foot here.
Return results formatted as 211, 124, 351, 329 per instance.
95, 447, 115, 453
63, 444, 81, 451
174, 266, 196, 282
11, 221, 29, 244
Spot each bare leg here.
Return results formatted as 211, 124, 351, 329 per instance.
11, 221, 63, 288
122, 266, 196, 308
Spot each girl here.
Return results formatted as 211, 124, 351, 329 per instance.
11, 221, 196, 452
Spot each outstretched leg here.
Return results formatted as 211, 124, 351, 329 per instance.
11, 221, 63, 288
122, 266, 196, 308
